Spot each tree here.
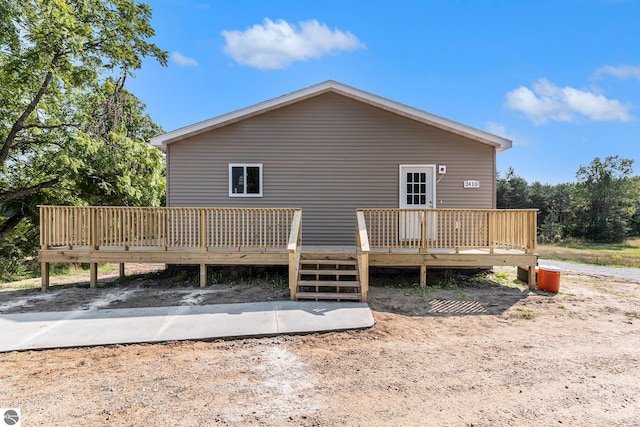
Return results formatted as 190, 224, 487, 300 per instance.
0, 1, 168, 277
0, 0, 167, 250
570, 156, 635, 243
537, 183, 572, 242
629, 176, 640, 236
497, 167, 531, 209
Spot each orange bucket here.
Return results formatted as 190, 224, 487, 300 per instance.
538, 266, 561, 293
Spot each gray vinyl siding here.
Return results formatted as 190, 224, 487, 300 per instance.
167, 92, 497, 245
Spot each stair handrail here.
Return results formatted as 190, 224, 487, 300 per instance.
287, 209, 303, 299
356, 210, 370, 300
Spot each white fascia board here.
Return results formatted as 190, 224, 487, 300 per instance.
150, 80, 512, 152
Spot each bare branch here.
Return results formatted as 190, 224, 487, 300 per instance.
0, 179, 58, 205
0, 48, 65, 167
21, 122, 78, 131
0, 211, 24, 244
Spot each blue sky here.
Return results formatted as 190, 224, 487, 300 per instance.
128, 0, 640, 184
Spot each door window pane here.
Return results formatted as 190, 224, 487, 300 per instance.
402, 167, 432, 207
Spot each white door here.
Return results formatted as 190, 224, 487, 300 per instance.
399, 165, 436, 241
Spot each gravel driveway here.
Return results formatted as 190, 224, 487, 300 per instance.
539, 259, 640, 282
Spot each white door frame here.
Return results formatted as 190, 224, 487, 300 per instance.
399, 165, 436, 241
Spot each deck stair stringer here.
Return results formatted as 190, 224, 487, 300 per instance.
295, 250, 362, 301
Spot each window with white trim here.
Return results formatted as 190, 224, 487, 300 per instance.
229, 164, 263, 197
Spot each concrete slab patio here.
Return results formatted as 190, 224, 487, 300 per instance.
0, 301, 374, 352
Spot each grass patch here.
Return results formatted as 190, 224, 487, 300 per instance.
1, 262, 118, 285
485, 269, 526, 289
386, 269, 472, 300
515, 308, 538, 319
205, 266, 288, 288
538, 237, 640, 268
557, 290, 577, 297
0, 282, 39, 291
494, 271, 510, 283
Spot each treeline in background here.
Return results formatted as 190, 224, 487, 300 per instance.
497, 156, 639, 244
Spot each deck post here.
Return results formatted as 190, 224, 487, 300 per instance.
41, 262, 50, 291
288, 252, 297, 300
360, 251, 369, 301
199, 209, 207, 251
90, 263, 98, 288
90, 208, 99, 250
528, 263, 537, 290
200, 264, 207, 288
119, 263, 125, 279
420, 265, 427, 288
40, 208, 50, 291
488, 212, 495, 254
419, 211, 428, 253
527, 210, 537, 254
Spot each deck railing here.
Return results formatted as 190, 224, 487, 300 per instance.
358, 208, 537, 253
39, 206, 301, 251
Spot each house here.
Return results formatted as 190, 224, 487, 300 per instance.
39, 81, 538, 301
150, 80, 511, 246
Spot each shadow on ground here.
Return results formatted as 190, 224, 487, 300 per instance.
366, 267, 533, 317
0, 266, 536, 317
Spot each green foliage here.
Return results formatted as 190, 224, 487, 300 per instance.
0, 0, 168, 278
537, 237, 640, 268
497, 167, 530, 209
0, 216, 39, 281
497, 157, 637, 244
570, 156, 635, 243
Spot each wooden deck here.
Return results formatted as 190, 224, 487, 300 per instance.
39, 206, 538, 300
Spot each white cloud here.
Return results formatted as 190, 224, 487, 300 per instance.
486, 122, 508, 137
171, 51, 198, 67
594, 64, 640, 80
504, 78, 633, 125
221, 18, 365, 70
486, 122, 528, 146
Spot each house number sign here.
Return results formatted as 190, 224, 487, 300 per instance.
464, 180, 480, 188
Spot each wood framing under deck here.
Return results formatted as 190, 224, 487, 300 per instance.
39, 206, 538, 300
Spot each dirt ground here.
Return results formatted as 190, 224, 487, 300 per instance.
0, 264, 639, 426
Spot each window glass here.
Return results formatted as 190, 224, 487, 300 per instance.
229, 164, 262, 197
231, 167, 244, 194
246, 167, 260, 194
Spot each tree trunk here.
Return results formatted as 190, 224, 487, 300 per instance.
0, 211, 24, 245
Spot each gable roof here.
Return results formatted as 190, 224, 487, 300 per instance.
150, 80, 512, 152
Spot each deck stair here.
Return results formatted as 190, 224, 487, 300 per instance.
295, 251, 362, 301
